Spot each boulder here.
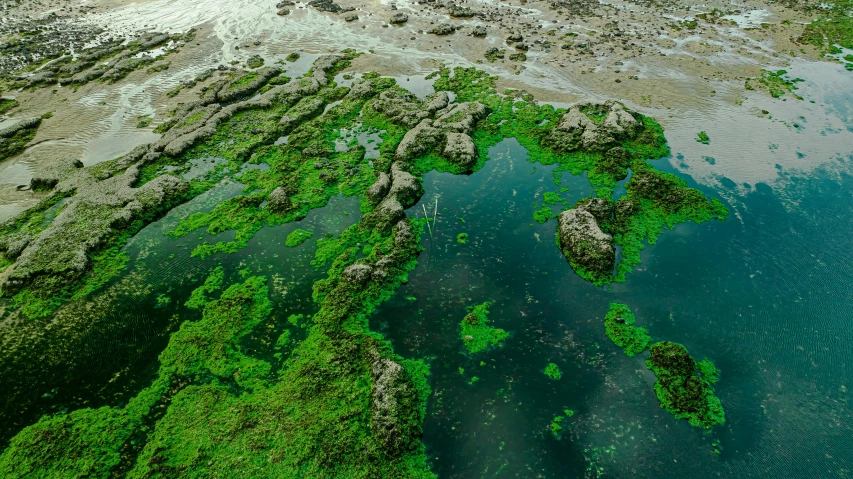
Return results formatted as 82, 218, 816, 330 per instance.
428, 24, 455, 35
575, 197, 612, 224
367, 172, 391, 204
557, 208, 615, 279
267, 186, 292, 213
443, 132, 477, 168
390, 13, 409, 24
547, 101, 644, 153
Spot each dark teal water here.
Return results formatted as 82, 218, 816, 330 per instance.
370, 139, 853, 478
2, 138, 851, 477
0, 181, 361, 444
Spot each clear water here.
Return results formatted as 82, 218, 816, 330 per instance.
368, 139, 853, 477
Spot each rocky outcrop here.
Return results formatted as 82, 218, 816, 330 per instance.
0, 117, 41, 161
369, 348, 406, 449
30, 158, 84, 191
557, 207, 615, 279
371, 90, 449, 127
279, 98, 326, 133
428, 24, 456, 35
267, 186, 292, 213
442, 132, 477, 168
390, 13, 409, 24
546, 101, 643, 153
1, 167, 188, 295
217, 66, 282, 103
0, 56, 351, 302
364, 162, 423, 231
366, 172, 391, 204
395, 101, 489, 169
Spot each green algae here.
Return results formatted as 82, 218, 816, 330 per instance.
745, 69, 804, 99
2, 214, 435, 477
801, 0, 853, 50
285, 228, 314, 247
428, 67, 726, 286
646, 342, 725, 429
696, 131, 710, 144
603, 302, 651, 357
550, 415, 565, 438
185, 265, 224, 309
601, 303, 725, 429
0, 57, 735, 473
550, 409, 574, 439
0, 98, 17, 115
533, 204, 556, 224
544, 362, 562, 380
460, 301, 509, 354
456, 232, 469, 244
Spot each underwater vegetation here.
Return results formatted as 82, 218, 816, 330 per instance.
0, 53, 733, 475
460, 301, 509, 354
745, 69, 804, 99
602, 303, 724, 429
285, 228, 314, 247
603, 302, 651, 357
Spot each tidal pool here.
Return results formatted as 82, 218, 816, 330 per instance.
369, 139, 853, 477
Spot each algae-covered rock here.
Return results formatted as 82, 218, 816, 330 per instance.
0, 117, 41, 161
395, 119, 444, 161
30, 158, 84, 191
1, 168, 188, 295
575, 197, 612, 224
557, 208, 615, 280
394, 100, 488, 170
442, 132, 477, 168
372, 90, 449, 127
429, 24, 456, 35
267, 186, 293, 213
390, 13, 409, 24
364, 163, 423, 231
342, 263, 373, 285
367, 172, 391, 204
547, 101, 643, 153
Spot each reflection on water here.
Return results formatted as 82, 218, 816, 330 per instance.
369, 138, 853, 478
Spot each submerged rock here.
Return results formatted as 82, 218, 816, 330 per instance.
557, 208, 615, 279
